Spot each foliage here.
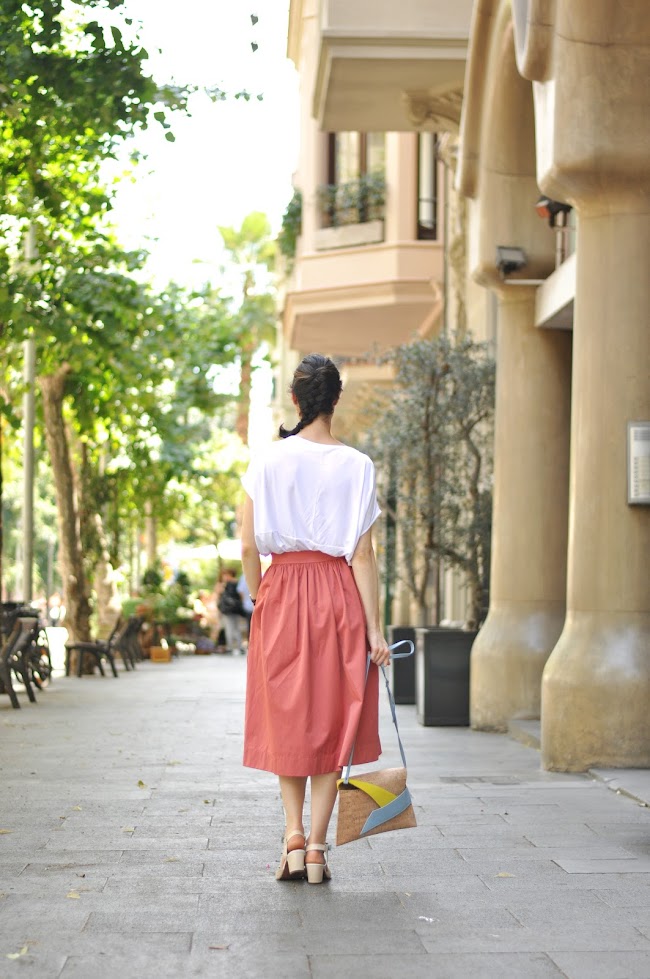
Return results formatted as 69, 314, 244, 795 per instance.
363, 334, 495, 628
0, 3, 272, 616
317, 171, 386, 228
278, 189, 302, 264
217, 212, 277, 444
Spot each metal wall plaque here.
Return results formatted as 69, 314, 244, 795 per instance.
627, 422, 650, 505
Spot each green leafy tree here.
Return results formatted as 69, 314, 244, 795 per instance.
364, 334, 495, 628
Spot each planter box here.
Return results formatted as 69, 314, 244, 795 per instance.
415, 627, 477, 726
314, 220, 384, 251
388, 625, 416, 705
149, 646, 172, 663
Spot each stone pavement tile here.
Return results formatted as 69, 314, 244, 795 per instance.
591, 770, 650, 806
480, 871, 650, 891
452, 857, 570, 882
399, 887, 606, 911
622, 843, 650, 858
461, 844, 635, 862
192, 926, 427, 956
320, 869, 489, 895
198, 880, 317, 912
60, 951, 311, 979
83, 908, 302, 938
553, 856, 650, 873
295, 891, 415, 928
437, 821, 541, 839
3, 890, 200, 914
430, 812, 509, 826
17, 849, 123, 866
2, 875, 107, 895
509, 904, 650, 927
597, 886, 650, 908
58, 952, 187, 979
376, 849, 472, 876
548, 950, 650, 979
0, 906, 90, 934
46, 834, 209, 850
0, 861, 28, 876
419, 923, 650, 953
309, 951, 564, 979
522, 830, 600, 846
23, 858, 203, 878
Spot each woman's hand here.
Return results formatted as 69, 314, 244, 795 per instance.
367, 629, 391, 668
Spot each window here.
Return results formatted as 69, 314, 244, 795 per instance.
327, 132, 385, 184
417, 133, 438, 240
322, 133, 386, 228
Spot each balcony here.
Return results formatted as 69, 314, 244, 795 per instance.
312, 0, 473, 132
284, 237, 443, 358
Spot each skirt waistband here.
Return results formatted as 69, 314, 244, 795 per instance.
271, 551, 346, 566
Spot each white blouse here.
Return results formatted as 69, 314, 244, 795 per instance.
241, 436, 381, 563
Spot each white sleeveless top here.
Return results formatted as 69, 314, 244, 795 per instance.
241, 436, 381, 563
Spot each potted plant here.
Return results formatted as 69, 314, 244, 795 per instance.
278, 189, 302, 268
364, 334, 495, 724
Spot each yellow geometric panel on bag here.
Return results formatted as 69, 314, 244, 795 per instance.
336, 778, 397, 809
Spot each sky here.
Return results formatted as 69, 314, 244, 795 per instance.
107, 0, 299, 290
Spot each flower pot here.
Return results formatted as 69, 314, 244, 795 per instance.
149, 645, 172, 663
388, 625, 416, 705
415, 627, 477, 726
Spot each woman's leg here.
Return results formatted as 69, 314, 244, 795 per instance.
307, 771, 339, 863
279, 775, 307, 844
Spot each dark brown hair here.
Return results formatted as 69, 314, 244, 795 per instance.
279, 353, 343, 438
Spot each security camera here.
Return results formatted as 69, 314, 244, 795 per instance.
496, 246, 527, 278
535, 196, 572, 228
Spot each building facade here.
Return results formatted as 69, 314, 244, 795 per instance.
285, 0, 650, 771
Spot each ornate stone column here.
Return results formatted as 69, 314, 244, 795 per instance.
471, 289, 571, 729
510, 0, 650, 769
458, 10, 573, 731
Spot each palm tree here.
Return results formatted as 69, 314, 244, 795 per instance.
218, 212, 277, 444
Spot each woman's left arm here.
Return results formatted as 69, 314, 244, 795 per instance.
241, 494, 261, 600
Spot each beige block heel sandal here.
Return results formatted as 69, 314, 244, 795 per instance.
275, 830, 306, 880
305, 842, 331, 884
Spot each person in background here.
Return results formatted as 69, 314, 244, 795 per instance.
216, 568, 245, 655
237, 573, 254, 648
241, 353, 389, 885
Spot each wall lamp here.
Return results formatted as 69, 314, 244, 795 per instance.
496, 245, 527, 278
535, 195, 572, 228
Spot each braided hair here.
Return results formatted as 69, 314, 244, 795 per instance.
279, 354, 343, 438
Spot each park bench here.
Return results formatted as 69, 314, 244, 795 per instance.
64, 615, 143, 677
0, 613, 42, 709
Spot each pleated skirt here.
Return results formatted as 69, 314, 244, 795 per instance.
243, 551, 380, 777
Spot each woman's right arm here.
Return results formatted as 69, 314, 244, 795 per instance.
350, 529, 390, 667
241, 495, 262, 601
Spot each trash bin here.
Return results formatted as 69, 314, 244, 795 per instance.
415, 627, 477, 726
388, 625, 416, 704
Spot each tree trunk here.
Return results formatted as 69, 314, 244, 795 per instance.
144, 499, 157, 568
0, 404, 3, 605
236, 348, 253, 444
39, 365, 92, 647
93, 513, 122, 639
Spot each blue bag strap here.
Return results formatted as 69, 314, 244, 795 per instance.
342, 639, 415, 784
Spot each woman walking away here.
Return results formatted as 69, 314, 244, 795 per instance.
241, 353, 390, 884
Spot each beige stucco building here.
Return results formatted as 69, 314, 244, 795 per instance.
284, 0, 650, 772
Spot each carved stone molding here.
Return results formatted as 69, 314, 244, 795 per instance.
402, 89, 464, 132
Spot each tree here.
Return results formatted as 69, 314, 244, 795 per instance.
364, 334, 495, 628
218, 212, 277, 444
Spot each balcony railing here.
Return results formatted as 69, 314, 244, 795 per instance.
317, 172, 386, 229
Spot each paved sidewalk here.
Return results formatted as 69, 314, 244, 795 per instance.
1, 656, 650, 978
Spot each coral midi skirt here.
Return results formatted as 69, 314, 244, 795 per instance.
243, 551, 380, 776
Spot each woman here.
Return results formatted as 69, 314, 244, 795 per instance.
241, 353, 390, 885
